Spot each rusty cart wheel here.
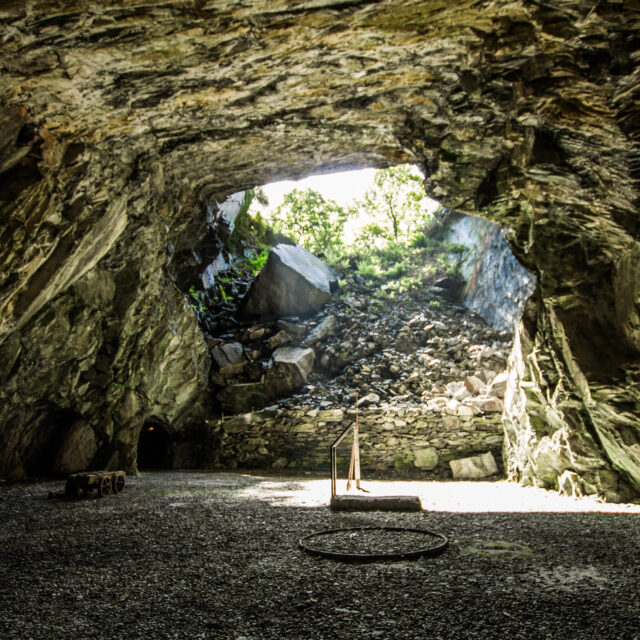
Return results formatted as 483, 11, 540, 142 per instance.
112, 474, 125, 493
98, 475, 112, 497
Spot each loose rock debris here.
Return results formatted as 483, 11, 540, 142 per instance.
1, 472, 640, 640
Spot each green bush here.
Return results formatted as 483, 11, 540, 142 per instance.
378, 241, 407, 264
271, 188, 347, 257
356, 258, 382, 279
323, 245, 351, 271
383, 261, 407, 279
188, 286, 206, 312
243, 243, 271, 275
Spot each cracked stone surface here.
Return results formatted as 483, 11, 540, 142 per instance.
0, 1, 639, 499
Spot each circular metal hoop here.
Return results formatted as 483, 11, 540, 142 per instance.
299, 526, 448, 562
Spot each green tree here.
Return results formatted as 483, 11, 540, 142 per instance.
354, 165, 429, 242
272, 188, 348, 256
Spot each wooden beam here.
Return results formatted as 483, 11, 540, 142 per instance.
329, 495, 422, 512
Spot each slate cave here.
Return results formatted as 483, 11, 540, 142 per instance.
1, 1, 640, 637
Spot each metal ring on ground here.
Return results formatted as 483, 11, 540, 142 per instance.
299, 526, 448, 562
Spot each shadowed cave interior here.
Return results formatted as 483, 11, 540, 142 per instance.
137, 421, 173, 471
0, 0, 637, 497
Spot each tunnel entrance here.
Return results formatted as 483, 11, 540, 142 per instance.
137, 422, 172, 470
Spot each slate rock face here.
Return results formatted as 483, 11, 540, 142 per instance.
211, 342, 244, 371
52, 420, 98, 475
239, 245, 338, 320
438, 210, 536, 331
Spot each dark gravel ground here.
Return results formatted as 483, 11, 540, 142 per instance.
1, 472, 639, 640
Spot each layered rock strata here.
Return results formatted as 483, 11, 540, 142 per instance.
0, 1, 638, 498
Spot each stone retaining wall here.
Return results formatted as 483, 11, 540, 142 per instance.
213, 403, 504, 477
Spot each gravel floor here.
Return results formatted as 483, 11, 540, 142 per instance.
1, 471, 639, 640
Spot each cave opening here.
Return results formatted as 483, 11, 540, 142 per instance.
24, 409, 81, 478
137, 421, 173, 471
180, 164, 535, 479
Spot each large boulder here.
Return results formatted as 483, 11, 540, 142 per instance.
464, 375, 487, 395
467, 396, 504, 413
414, 447, 439, 470
210, 342, 247, 385
450, 452, 498, 479
239, 244, 338, 320
304, 314, 338, 345
211, 342, 245, 372
265, 346, 315, 398
488, 372, 508, 399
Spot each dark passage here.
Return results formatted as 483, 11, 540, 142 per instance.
25, 409, 79, 477
137, 423, 172, 470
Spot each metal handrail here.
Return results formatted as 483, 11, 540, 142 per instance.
330, 422, 354, 498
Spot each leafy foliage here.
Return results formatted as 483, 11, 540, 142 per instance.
352, 165, 431, 243
222, 188, 274, 281
218, 284, 233, 302
216, 165, 465, 308
188, 286, 206, 312
241, 243, 271, 275
271, 188, 348, 256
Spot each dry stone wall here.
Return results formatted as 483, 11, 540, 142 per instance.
215, 404, 504, 476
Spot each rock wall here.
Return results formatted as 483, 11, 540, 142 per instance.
211, 404, 504, 476
0, 199, 211, 479
0, 1, 638, 499
201, 191, 251, 289
438, 211, 536, 331
503, 298, 640, 502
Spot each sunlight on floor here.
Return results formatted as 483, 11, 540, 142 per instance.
235, 477, 640, 513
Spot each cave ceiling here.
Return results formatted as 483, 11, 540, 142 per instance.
0, 0, 639, 498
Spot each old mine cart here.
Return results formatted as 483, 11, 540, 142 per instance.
65, 471, 126, 498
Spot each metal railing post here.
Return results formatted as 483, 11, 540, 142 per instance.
330, 423, 354, 499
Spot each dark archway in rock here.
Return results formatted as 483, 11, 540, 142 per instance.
0, 1, 638, 500
22, 409, 78, 478
137, 422, 173, 471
